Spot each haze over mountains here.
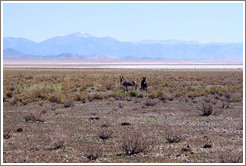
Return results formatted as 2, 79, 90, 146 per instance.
3, 32, 243, 60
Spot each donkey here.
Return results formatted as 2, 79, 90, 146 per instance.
140, 77, 147, 92
119, 76, 137, 92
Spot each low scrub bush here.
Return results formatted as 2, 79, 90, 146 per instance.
148, 92, 159, 99
128, 90, 139, 97
98, 128, 113, 140
199, 102, 213, 116
84, 144, 103, 161
6, 91, 13, 98
93, 93, 105, 100
48, 94, 63, 103
24, 110, 45, 123
144, 99, 158, 106
159, 90, 173, 101
165, 130, 184, 143
121, 130, 154, 155
63, 99, 74, 108
81, 92, 88, 103
219, 152, 243, 163
232, 92, 242, 102
48, 131, 67, 150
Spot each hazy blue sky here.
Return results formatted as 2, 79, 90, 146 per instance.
3, 2, 244, 43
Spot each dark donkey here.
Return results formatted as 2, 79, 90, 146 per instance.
140, 77, 147, 92
119, 76, 137, 92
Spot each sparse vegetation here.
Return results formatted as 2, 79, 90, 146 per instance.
3, 68, 243, 163
121, 129, 154, 155
219, 152, 243, 163
165, 130, 184, 143
24, 110, 45, 122
98, 128, 113, 140
48, 131, 67, 150
199, 102, 213, 116
84, 144, 103, 161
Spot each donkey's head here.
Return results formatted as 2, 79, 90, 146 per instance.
119, 76, 124, 84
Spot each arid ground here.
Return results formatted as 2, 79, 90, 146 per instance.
3, 68, 243, 163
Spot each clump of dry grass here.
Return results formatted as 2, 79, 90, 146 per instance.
24, 110, 45, 122
48, 131, 67, 150
121, 129, 154, 155
219, 152, 243, 163
199, 102, 213, 116
144, 99, 158, 106
93, 93, 105, 100
98, 128, 113, 140
128, 90, 139, 97
63, 98, 74, 108
84, 144, 103, 161
165, 130, 184, 143
159, 90, 173, 101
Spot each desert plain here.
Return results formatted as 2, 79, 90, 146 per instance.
2, 65, 244, 163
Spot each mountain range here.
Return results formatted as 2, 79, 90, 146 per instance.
3, 32, 243, 60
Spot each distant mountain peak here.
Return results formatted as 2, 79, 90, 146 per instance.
70, 32, 94, 38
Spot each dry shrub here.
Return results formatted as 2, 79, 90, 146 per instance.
3, 131, 12, 139
129, 90, 139, 97
93, 93, 105, 100
49, 130, 67, 150
63, 99, 74, 108
148, 92, 159, 99
24, 110, 45, 122
81, 92, 88, 103
9, 98, 17, 105
121, 129, 154, 155
159, 90, 173, 101
48, 94, 62, 103
199, 102, 213, 116
98, 128, 113, 140
144, 99, 158, 106
231, 92, 242, 102
165, 130, 184, 143
84, 144, 103, 161
6, 91, 13, 98
219, 152, 243, 163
